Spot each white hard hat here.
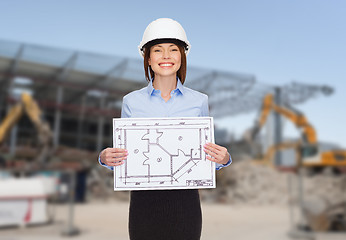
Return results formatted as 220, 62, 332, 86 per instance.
138, 18, 191, 57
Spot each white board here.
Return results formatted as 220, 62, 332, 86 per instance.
113, 117, 215, 191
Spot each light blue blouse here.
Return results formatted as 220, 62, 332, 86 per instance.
99, 78, 232, 170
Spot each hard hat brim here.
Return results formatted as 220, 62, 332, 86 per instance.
139, 38, 190, 57
141, 38, 188, 51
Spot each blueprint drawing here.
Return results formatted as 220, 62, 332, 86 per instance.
113, 117, 215, 191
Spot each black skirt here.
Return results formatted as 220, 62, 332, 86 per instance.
129, 189, 202, 240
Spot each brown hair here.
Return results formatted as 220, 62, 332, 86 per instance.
144, 44, 187, 84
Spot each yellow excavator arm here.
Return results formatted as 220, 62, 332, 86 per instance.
0, 101, 24, 144
251, 93, 346, 167
252, 94, 317, 145
0, 93, 52, 163
21, 93, 44, 128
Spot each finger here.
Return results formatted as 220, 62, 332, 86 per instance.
109, 161, 125, 167
107, 155, 128, 164
113, 155, 128, 161
105, 154, 127, 163
204, 148, 220, 160
204, 142, 222, 151
107, 148, 128, 153
205, 142, 223, 152
112, 152, 128, 158
206, 155, 220, 163
204, 144, 222, 154
105, 151, 128, 158
115, 148, 128, 152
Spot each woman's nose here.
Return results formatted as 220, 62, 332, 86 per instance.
163, 50, 170, 58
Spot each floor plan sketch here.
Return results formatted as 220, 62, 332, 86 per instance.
113, 117, 215, 191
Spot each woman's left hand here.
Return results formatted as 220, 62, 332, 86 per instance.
203, 142, 230, 165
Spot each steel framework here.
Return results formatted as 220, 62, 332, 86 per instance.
0, 39, 334, 151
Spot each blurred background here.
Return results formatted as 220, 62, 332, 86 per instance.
0, 0, 345, 239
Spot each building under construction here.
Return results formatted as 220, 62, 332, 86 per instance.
0, 39, 333, 162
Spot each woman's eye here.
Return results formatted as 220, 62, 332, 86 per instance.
154, 49, 161, 52
171, 49, 178, 51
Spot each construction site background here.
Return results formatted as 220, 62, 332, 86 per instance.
1, 1, 346, 240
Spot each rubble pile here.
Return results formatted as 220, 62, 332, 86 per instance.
54, 146, 99, 164
304, 173, 346, 207
200, 159, 345, 206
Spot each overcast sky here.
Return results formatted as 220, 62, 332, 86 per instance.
0, 0, 345, 147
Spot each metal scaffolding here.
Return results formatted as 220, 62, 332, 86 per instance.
0, 39, 333, 152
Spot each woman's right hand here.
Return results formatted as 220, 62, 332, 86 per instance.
100, 147, 128, 167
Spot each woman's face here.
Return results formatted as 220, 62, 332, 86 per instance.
148, 43, 181, 79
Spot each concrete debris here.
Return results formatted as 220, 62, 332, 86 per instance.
54, 146, 99, 164
200, 159, 346, 206
97, 158, 345, 207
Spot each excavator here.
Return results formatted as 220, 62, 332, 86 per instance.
0, 92, 53, 165
249, 93, 346, 169
248, 94, 346, 236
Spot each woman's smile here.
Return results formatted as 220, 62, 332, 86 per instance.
159, 62, 174, 68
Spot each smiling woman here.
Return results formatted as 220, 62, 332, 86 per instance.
149, 43, 181, 78
144, 43, 187, 86
144, 43, 183, 101
98, 18, 232, 240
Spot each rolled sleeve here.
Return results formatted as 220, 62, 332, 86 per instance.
215, 154, 233, 170
98, 151, 114, 171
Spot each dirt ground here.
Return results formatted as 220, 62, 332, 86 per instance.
1, 200, 345, 240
